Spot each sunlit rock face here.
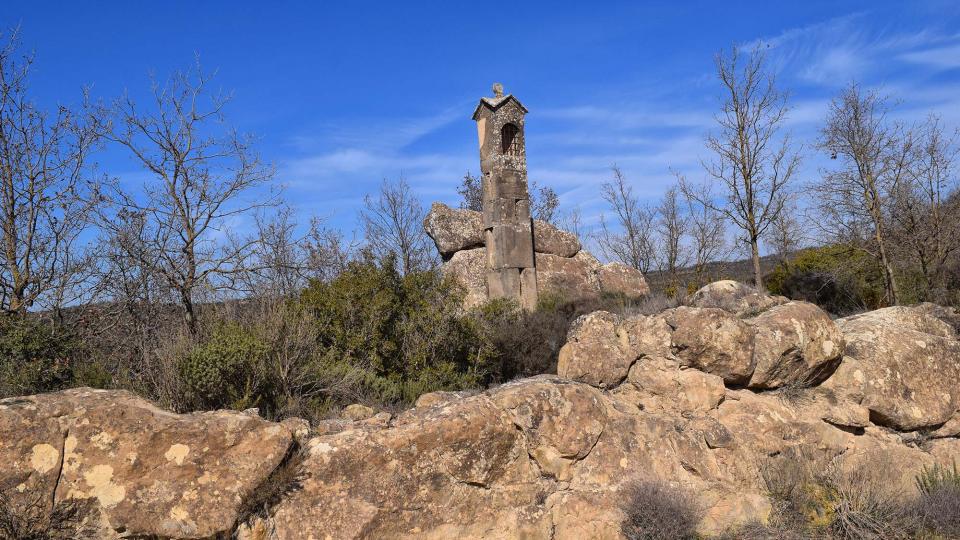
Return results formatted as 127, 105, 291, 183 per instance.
4, 286, 960, 539
424, 202, 648, 308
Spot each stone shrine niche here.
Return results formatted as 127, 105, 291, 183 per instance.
472, 83, 538, 310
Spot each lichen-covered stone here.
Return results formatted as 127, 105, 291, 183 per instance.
598, 261, 650, 298
746, 301, 845, 389
557, 311, 631, 388
688, 280, 787, 317
423, 202, 484, 259
0, 388, 293, 539
661, 306, 757, 385
829, 306, 960, 430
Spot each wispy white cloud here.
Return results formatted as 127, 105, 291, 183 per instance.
899, 43, 960, 69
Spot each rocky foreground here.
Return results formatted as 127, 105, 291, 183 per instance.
3, 281, 960, 538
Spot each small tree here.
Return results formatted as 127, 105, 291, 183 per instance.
681, 45, 799, 288
765, 194, 803, 269
815, 83, 913, 305
93, 60, 276, 333
0, 28, 100, 314
529, 180, 560, 223
890, 115, 959, 301
598, 166, 657, 274
456, 171, 482, 212
677, 175, 727, 286
654, 187, 689, 288
361, 177, 434, 275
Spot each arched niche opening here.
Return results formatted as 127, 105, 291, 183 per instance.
501, 123, 523, 156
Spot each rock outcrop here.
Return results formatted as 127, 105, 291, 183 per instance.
827, 305, 960, 431
424, 202, 648, 307
0, 388, 295, 538
4, 284, 960, 539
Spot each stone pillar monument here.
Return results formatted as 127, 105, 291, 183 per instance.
472, 83, 538, 310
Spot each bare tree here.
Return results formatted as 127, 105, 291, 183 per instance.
680, 46, 799, 289
681, 178, 727, 286
815, 83, 913, 305
92, 60, 276, 333
529, 180, 560, 223
890, 115, 960, 300
0, 28, 101, 314
557, 205, 585, 240
765, 193, 803, 268
240, 207, 354, 297
654, 186, 689, 288
457, 171, 482, 211
361, 177, 433, 275
598, 166, 657, 273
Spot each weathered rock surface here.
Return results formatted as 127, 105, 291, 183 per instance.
425, 202, 647, 307
661, 306, 757, 385
746, 301, 845, 389
6, 284, 960, 539
424, 202, 580, 259
598, 261, 650, 298
0, 388, 294, 539
440, 247, 487, 308
827, 306, 960, 430
423, 202, 484, 259
689, 279, 788, 317
557, 311, 630, 388
535, 251, 602, 299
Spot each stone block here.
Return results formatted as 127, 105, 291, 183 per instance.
487, 268, 522, 300
520, 267, 539, 310
486, 223, 535, 269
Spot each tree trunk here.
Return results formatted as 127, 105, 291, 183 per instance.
875, 233, 899, 305
181, 292, 197, 335
751, 237, 763, 289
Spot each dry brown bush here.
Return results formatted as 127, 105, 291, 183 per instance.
619, 479, 701, 540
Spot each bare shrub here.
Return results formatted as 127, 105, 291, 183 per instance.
619, 292, 682, 317
234, 441, 308, 533
620, 479, 701, 540
0, 490, 98, 539
758, 448, 914, 539
912, 461, 960, 537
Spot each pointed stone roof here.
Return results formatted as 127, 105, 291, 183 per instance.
472, 83, 528, 120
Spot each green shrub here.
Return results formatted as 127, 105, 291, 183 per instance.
917, 461, 960, 495
0, 316, 78, 397
299, 255, 490, 407
179, 323, 268, 410
765, 245, 886, 314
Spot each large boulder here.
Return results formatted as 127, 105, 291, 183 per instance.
557, 311, 632, 388
535, 251, 602, 299
598, 262, 650, 298
441, 247, 487, 309
660, 307, 757, 385
532, 219, 581, 258
423, 202, 484, 259
0, 388, 294, 539
423, 202, 580, 259
826, 306, 960, 431
688, 280, 787, 317
746, 301, 845, 389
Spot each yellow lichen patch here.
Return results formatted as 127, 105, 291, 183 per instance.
169, 505, 190, 521
63, 435, 82, 472
64, 435, 78, 453
83, 464, 126, 507
91, 431, 115, 449
165, 443, 190, 465
30, 443, 60, 474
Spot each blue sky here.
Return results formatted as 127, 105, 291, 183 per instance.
5, 1, 960, 244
